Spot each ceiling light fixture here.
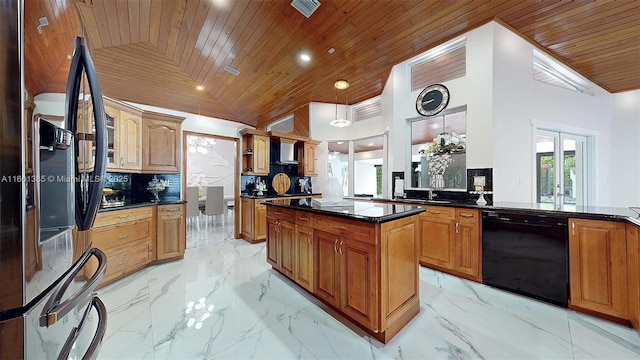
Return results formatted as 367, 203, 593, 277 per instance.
196, 85, 205, 91
300, 53, 311, 62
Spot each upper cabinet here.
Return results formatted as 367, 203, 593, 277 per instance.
298, 140, 320, 176
141, 111, 185, 173
240, 129, 270, 176
79, 97, 182, 174
103, 97, 143, 171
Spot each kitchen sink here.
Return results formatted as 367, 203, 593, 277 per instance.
392, 198, 451, 205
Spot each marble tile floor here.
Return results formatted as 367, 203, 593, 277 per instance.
96, 222, 640, 360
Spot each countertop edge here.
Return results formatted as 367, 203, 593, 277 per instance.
263, 200, 425, 224
98, 199, 185, 212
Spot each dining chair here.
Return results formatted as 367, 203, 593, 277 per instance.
186, 187, 201, 231
203, 186, 225, 226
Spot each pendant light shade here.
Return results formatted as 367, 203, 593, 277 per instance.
330, 79, 351, 127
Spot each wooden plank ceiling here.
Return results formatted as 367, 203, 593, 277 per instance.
25, 0, 640, 128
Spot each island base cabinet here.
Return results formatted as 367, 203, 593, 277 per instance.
294, 224, 314, 292
569, 218, 628, 321
266, 204, 420, 344
627, 224, 640, 334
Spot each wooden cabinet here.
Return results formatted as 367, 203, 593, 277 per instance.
628, 224, 640, 334
142, 111, 184, 173
156, 204, 186, 260
266, 207, 295, 277
297, 140, 319, 176
418, 206, 481, 282
266, 203, 420, 343
241, 197, 268, 243
569, 218, 628, 320
294, 211, 314, 292
240, 129, 270, 175
88, 207, 156, 287
117, 107, 143, 171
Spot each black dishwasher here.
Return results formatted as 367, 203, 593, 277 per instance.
482, 210, 569, 307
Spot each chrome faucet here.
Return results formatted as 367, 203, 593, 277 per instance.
428, 188, 437, 200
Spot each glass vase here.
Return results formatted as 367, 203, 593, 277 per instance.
431, 174, 445, 190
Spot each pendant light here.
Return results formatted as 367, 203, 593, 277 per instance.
330, 79, 351, 127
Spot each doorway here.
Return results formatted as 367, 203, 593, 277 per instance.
535, 129, 589, 208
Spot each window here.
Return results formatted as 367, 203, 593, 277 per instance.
408, 107, 467, 190
409, 37, 466, 91
328, 133, 388, 198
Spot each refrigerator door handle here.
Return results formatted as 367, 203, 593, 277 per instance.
57, 296, 107, 360
39, 248, 107, 327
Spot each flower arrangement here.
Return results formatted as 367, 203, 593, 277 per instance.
425, 132, 466, 155
427, 154, 452, 176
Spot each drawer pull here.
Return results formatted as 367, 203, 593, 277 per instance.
429, 210, 441, 214
118, 234, 129, 239
298, 217, 310, 221
333, 225, 346, 230
118, 260, 129, 266
459, 212, 474, 218
163, 208, 180, 212
118, 214, 131, 219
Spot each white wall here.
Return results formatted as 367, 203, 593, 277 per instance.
186, 136, 236, 198
610, 90, 640, 207
308, 21, 637, 207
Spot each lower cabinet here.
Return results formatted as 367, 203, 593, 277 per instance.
87, 206, 156, 286
293, 211, 314, 292
157, 204, 186, 260
569, 218, 628, 320
418, 206, 481, 282
265, 207, 295, 277
628, 223, 640, 334
83, 203, 186, 287
266, 204, 420, 343
315, 229, 378, 330
241, 197, 267, 243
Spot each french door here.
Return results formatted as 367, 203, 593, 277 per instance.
535, 129, 589, 207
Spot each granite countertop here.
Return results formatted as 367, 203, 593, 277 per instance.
262, 198, 425, 224
376, 197, 640, 226
241, 193, 320, 199
99, 199, 186, 212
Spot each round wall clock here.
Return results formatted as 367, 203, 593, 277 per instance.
416, 84, 450, 116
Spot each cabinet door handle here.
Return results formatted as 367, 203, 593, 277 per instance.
119, 234, 129, 239
455, 222, 459, 234
339, 240, 343, 255
333, 225, 346, 230
120, 157, 124, 167
572, 222, 575, 236
459, 212, 474, 218
333, 239, 338, 253
307, 236, 311, 245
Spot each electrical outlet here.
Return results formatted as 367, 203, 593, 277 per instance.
518, 178, 525, 186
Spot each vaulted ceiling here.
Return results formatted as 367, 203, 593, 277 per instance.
25, 0, 640, 128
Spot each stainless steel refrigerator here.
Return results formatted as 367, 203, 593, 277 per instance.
0, 1, 109, 358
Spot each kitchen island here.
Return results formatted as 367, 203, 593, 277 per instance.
263, 198, 424, 343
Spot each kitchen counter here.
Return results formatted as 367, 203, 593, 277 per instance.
98, 199, 186, 212
240, 193, 320, 199
378, 198, 640, 226
262, 198, 425, 223
263, 198, 422, 343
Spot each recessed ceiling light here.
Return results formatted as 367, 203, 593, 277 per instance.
328, 48, 335, 54
196, 85, 205, 91
300, 53, 311, 62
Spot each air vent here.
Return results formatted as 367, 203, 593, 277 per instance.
291, 0, 320, 18
224, 65, 240, 76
